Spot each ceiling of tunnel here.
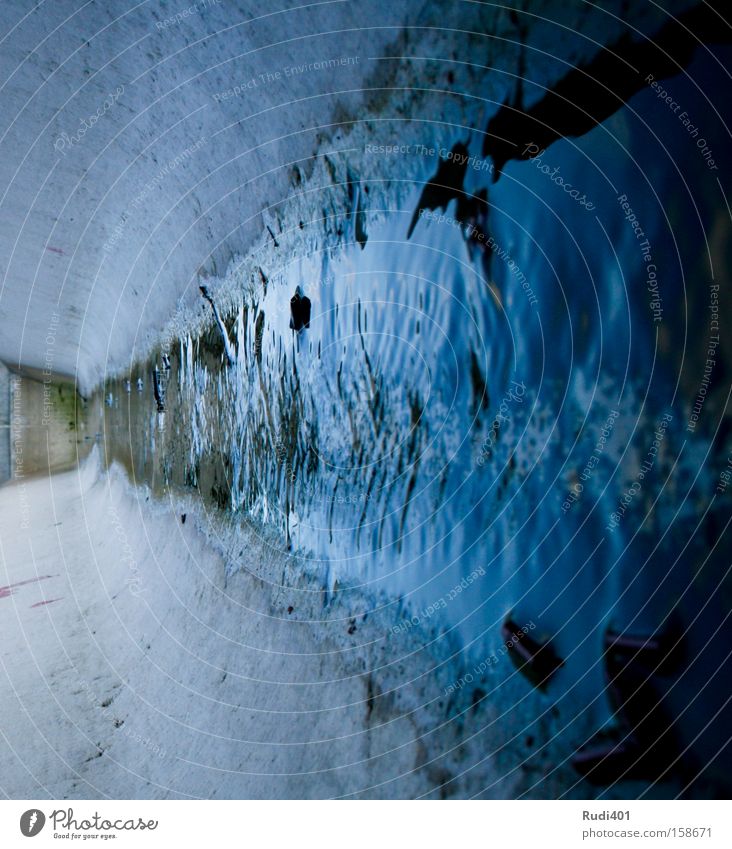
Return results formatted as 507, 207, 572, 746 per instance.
0, 0, 418, 392
0, 0, 693, 393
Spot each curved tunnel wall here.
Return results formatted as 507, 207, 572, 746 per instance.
0, 0, 688, 393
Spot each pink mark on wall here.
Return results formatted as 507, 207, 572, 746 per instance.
31, 598, 63, 608
46, 246, 65, 255
0, 575, 55, 600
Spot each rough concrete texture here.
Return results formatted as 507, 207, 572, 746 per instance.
0, 453, 576, 798
0, 0, 692, 393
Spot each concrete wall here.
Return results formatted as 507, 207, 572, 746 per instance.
8, 374, 88, 478
0, 0, 688, 394
0, 454, 568, 798
0, 363, 10, 483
